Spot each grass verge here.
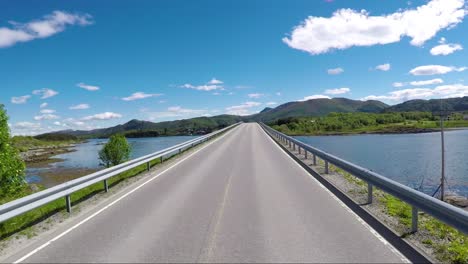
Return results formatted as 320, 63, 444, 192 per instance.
326, 161, 467, 263
281, 138, 467, 264
0, 133, 217, 241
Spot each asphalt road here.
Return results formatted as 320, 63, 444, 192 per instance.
5, 123, 408, 263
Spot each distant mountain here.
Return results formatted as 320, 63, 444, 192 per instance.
384, 96, 468, 112
259, 107, 273, 113
47, 115, 243, 138
38, 96, 468, 139
247, 98, 389, 122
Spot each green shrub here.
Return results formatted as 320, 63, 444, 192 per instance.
98, 134, 132, 168
0, 105, 26, 199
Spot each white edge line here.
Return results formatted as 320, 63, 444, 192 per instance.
13, 126, 239, 263
259, 125, 411, 263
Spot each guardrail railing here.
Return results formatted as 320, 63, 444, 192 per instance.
260, 123, 468, 234
0, 123, 240, 224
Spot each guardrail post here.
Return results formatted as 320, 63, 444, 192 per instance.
146, 161, 150, 171
412, 206, 418, 232
313, 154, 317, 165
367, 183, 373, 204
160, 156, 163, 163
289, 140, 291, 148
298, 146, 301, 154
293, 143, 296, 151
65, 195, 72, 213
324, 161, 329, 174
305, 150, 308, 159
104, 179, 109, 192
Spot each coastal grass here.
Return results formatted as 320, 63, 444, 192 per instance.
284, 139, 468, 264
380, 193, 467, 264
0, 150, 184, 241
326, 164, 467, 264
11, 136, 81, 152
0, 129, 222, 242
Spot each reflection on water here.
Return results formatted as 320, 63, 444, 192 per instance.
26, 136, 197, 186
295, 129, 468, 197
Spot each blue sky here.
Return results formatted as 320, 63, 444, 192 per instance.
1, 0, 467, 135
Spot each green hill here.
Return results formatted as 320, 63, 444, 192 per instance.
247, 98, 388, 122
48, 115, 243, 138
384, 96, 468, 112
38, 96, 468, 139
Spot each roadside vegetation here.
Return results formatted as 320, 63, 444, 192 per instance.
269, 112, 468, 135
0, 104, 223, 243
0, 105, 27, 203
98, 134, 132, 167
0, 154, 163, 240
315, 160, 467, 263
11, 134, 81, 153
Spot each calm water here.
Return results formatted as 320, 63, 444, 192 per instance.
295, 129, 468, 197
26, 136, 196, 184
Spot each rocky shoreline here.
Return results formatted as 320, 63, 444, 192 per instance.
20, 144, 77, 165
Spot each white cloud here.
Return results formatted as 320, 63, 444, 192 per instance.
394, 78, 445, 87
34, 114, 59, 120
12, 122, 41, 130
11, 95, 30, 104
247, 93, 264, 99
63, 118, 87, 127
167, 106, 205, 114
298, 95, 331, 102
40, 102, 48, 108
324, 87, 350, 95
410, 78, 444, 86
142, 106, 208, 120
10, 122, 43, 135
409, 65, 467, 75
181, 78, 225, 91
77, 82, 100, 91
327, 67, 344, 75
69, 103, 90, 110
225, 101, 262, 116
276, 92, 282, 96
40, 109, 55, 114
430, 42, 463, 55
282, 0, 466, 55
375, 63, 391, 71
235, 85, 251, 89
122, 92, 162, 101
0, 11, 93, 48
265, 102, 277, 106
181, 83, 223, 91
208, 78, 223, 85
32, 88, 58, 99
81, 112, 122, 121
362, 84, 468, 102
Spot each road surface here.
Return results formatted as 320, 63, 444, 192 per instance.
5, 123, 408, 263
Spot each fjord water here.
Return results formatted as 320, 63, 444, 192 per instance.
295, 129, 468, 197
26, 136, 196, 185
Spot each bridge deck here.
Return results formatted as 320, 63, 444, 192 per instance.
6, 123, 407, 263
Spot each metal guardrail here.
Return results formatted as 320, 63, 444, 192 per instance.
0, 123, 240, 223
260, 123, 468, 234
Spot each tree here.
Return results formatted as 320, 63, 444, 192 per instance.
0, 105, 26, 198
98, 134, 132, 168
